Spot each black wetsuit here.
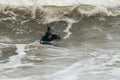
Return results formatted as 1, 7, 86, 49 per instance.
40, 27, 61, 44
41, 35, 52, 42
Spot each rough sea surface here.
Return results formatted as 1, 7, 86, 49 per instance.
0, 0, 120, 80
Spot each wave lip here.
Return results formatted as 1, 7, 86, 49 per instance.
0, 4, 120, 25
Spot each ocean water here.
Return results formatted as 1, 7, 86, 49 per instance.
0, 0, 120, 80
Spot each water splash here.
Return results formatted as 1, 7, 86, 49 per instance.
0, 44, 33, 70
64, 19, 79, 39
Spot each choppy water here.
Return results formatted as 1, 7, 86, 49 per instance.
0, 0, 120, 80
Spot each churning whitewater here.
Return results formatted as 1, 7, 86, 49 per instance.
0, 0, 120, 80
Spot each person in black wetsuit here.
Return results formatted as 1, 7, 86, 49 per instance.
40, 27, 61, 44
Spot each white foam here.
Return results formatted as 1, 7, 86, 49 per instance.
42, 62, 83, 80
110, 68, 120, 77
0, 0, 120, 7
0, 37, 13, 43
76, 0, 120, 7
106, 34, 113, 40
63, 22, 72, 39
79, 6, 119, 17
8, 44, 26, 64
0, 75, 38, 80
63, 19, 78, 39
0, 44, 33, 70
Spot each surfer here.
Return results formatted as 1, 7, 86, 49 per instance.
40, 27, 61, 45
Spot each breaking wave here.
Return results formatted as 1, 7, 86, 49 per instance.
1, 1, 120, 80
0, 4, 120, 44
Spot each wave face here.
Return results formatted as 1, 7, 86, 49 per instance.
0, 4, 120, 43
1, 1, 120, 80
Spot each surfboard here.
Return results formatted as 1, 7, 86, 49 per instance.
40, 41, 53, 45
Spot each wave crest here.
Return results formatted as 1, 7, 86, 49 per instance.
0, 4, 120, 24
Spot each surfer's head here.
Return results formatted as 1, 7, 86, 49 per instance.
47, 27, 51, 32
